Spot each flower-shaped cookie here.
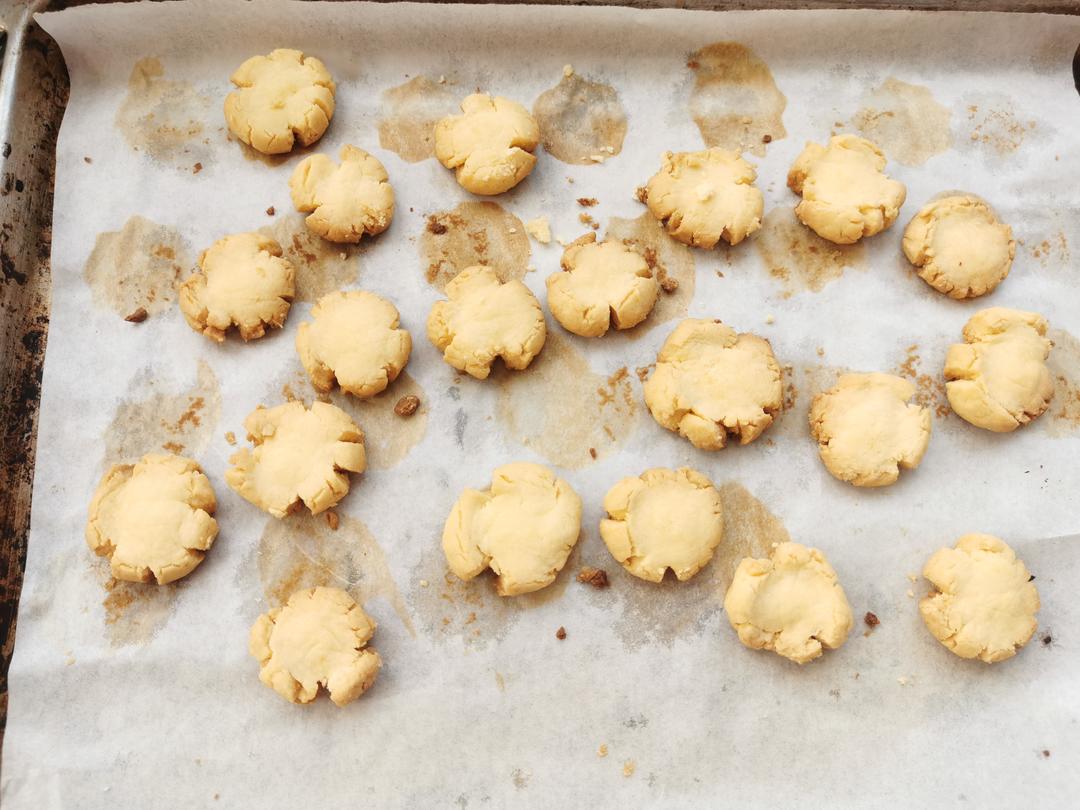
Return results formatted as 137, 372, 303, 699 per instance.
226, 400, 366, 518
787, 134, 906, 244
249, 586, 382, 706
643, 318, 783, 450
179, 232, 295, 342
723, 542, 854, 665
224, 48, 335, 155
600, 467, 724, 582
289, 145, 395, 243
944, 307, 1054, 432
809, 373, 931, 488
442, 462, 582, 596
546, 234, 659, 337
427, 266, 546, 380
902, 195, 1016, 299
919, 534, 1039, 663
86, 454, 218, 584
296, 291, 411, 399
434, 93, 540, 195
643, 148, 764, 248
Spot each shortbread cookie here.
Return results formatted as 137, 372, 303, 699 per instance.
600, 467, 723, 582
919, 534, 1039, 663
723, 542, 853, 665
225, 48, 335, 154
226, 401, 366, 518
427, 265, 546, 379
296, 291, 411, 398
86, 454, 218, 585
643, 318, 783, 450
643, 148, 764, 248
434, 93, 539, 195
250, 586, 382, 706
788, 134, 906, 244
442, 462, 582, 596
179, 232, 295, 342
944, 307, 1054, 432
547, 234, 659, 337
902, 195, 1015, 299
809, 373, 931, 488
289, 145, 395, 243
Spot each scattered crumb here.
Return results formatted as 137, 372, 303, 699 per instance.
579, 212, 595, 227
83, 156, 92, 164
563, 64, 574, 78
906, 589, 915, 598
623, 760, 636, 778
1042, 634, 1052, 646
64, 655, 76, 666
864, 611, 879, 628
124, 307, 148, 323
265, 206, 275, 216
1042, 749, 1051, 758
325, 511, 339, 531
816, 347, 825, 357
660, 276, 679, 294
394, 395, 421, 417
577, 566, 609, 589
192, 162, 203, 174
438, 75, 446, 84
526, 265, 536, 274
426, 215, 448, 235
715, 270, 724, 278
339, 252, 347, 261
765, 314, 775, 325
567, 176, 575, 185
525, 217, 552, 244
555, 626, 567, 640
907, 573, 918, 583
762, 134, 773, 144
897, 675, 914, 687
634, 186, 647, 204
597, 744, 608, 758
577, 197, 598, 207
224, 431, 236, 446
419, 579, 429, 588
635, 365, 654, 383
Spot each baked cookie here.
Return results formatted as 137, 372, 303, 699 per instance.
809, 373, 931, 488
599, 467, 723, 582
787, 134, 906, 244
434, 93, 540, 195
643, 318, 783, 450
250, 586, 381, 706
289, 145, 395, 243
86, 453, 217, 585
442, 462, 582, 596
546, 234, 659, 337
643, 148, 764, 248
919, 534, 1039, 663
179, 232, 295, 342
224, 48, 335, 155
723, 542, 853, 665
296, 291, 411, 399
944, 307, 1054, 432
226, 401, 366, 518
427, 266, 546, 379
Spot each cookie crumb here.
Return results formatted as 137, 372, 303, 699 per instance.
588, 447, 598, 459
419, 579, 429, 588
597, 744, 608, 758
715, 270, 724, 278
567, 176, 575, 185
907, 573, 918, 583
764, 313, 775, 324
660, 276, 679, 294
555, 626, 567, 640
622, 760, 635, 778
634, 186, 648, 204
577, 197, 598, 207
577, 566, 609, 589
83, 156, 92, 164
762, 134, 773, 144
326, 511, 339, 530
525, 217, 551, 244
438, 75, 446, 84
588, 153, 606, 163
526, 265, 536, 274
563, 64, 574, 78
816, 347, 826, 357
1042, 749, 1051, 758
124, 307, 148, 323
1042, 634, 1052, 645
224, 431, 236, 445
394, 395, 421, 417
426, 215, 448, 235
192, 162, 203, 174
265, 206, 275, 216
906, 589, 915, 598
1028, 574, 1036, 581
864, 611, 880, 628
579, 212, 595, 227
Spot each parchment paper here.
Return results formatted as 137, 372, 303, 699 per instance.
5, 2, 1080, 806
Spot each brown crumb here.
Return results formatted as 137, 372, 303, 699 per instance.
325, 511, 339, 531
579, 212, 595, 227
660, 276, 679, 294
816, 347, 826, 357
124, 307, 148, 323
687, 59, 699, 69
634, 186, 648, 204
224, 431, 236, 445
577, 566, 609, 589
426, 215, 448, 235
394, 395, 420, 417
83, 156, 92, 164
192, 162, 203, 174
555, 626, 566, 640
597, 744, 608, 758
577, 197, 598, 207
622, 760, 636, 778
864, 611, 880, 628
762, 134, 773, 144
1042, 749, 1051, 758
588, 447, 597, 459
1043, 634, 1053, 646
265, 206, 275, 216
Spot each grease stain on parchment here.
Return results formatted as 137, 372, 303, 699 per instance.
851, 78, 952, 167
961, 101, 1037, 156
421, 201, 530, 289
533, 71, 628, 165
116, 57, 211, 165
260, 214, 360, 302
331, 372, 429, 470
378, 75, 461, 163
754, 208, 865, 297
97, 558, 183, 647
1045, 328, 1080, 436
894, 344, 950, 419
688, 42, 787, 157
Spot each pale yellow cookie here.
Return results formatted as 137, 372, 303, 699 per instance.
944, 307, 1054, 432
427, 265, 546, 380
723, 542, 853, 665
249, 586, 381, 706
289, 145, 395, 243
809, 373, 931, 488
442, 462, 582, 596
179, 232, 295, 342
919, 534, 1039, 663
643, 318, 783, 450
434, 93, 539, 195
296, 291, 411, 399
86, 454, 217, 585
226, 401, 366, 518
902, 195, 1016, 299
599, 467, 723, 583
787, 134, 906, 244
643, 148, 764, 248
225, 48, 335, 155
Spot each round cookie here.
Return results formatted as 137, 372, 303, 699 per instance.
903, 195, 1015, 299
224, 48, 335, 155
225, 400, 366, 518
599, 467, 723, 583
289, 145, 395, 243
944, 307, 1054, 432
427, 265, 546, 380
442, 462, 582, 596
546, 233, 659, 337
86, 453, 218, 585
787, 134, 906, 244
643, 318, 783, 450
296, 291, 411, 399
434, 93, 540, 195
179, 232, 295, 342
723, 542, 853, 665
249, 586, 382, 706
919, 534, 1039, 663
643, 148, 764, 248
809, 372, 931, 488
